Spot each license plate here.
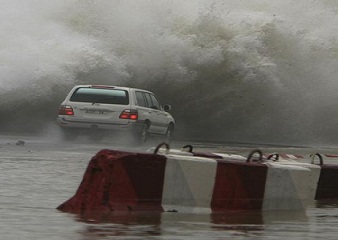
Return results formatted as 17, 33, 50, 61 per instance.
85, 109, 108, 115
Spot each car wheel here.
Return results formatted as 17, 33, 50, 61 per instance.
140, 123, 149, 144
165, 124, 174, 143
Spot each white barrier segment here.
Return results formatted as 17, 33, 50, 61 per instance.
286, 154, 301, 160
147, 148, 194, 156
168, 149, 195, 156
263, 162, 320, 210
274, 161, 321, 201
213, 153, 247, 161
162, 155, 218, 213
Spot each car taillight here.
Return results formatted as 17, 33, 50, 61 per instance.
119, 109, 138, 120
59, 105, 74, 116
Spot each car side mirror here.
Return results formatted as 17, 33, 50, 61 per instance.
163, 104, 171, 112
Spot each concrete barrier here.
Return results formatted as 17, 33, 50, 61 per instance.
56, 145, 337, 214
57, 150, 167, 213
263, 162, 320, 209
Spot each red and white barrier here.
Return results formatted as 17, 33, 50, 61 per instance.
57, 145, 338, 215
162, 155, 217, 213
263, 162, 320, 209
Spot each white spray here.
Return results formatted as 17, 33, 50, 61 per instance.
0, 0, 337, 145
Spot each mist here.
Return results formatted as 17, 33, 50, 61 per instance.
1, 0, 338, 145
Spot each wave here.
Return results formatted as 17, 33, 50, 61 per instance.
1, 0, 338, 145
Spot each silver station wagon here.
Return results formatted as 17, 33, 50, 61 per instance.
56, 85, 175, 144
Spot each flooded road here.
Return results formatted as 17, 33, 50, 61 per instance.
1, 134, 338, 239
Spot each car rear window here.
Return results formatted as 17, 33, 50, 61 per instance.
70, 87, 129, 105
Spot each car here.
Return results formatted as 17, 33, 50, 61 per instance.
56, 85, 175, 144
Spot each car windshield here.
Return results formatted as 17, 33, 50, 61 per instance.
70, 87, 129, 105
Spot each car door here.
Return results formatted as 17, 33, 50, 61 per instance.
135, 91, 167, 134
149, 93, 169, 134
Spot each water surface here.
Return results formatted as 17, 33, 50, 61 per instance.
1, 135, 338, 239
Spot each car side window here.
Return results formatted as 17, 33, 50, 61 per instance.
138, 92, 161, 110
150, 94, 161, 110
144, 93, 153, 109
135, 91, 147, 107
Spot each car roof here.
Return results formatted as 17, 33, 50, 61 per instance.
72, 85, 154, 94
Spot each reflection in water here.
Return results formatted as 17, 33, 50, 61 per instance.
211, 211, 263, 226
76, 211, 163, 225
76, 212, 162, 239
75, 209, 308, 239
81, 224, 162, 239
313, 199, 338, 223
315, 199, 338, 209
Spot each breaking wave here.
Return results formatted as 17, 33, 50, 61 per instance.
1, 0, 338, 145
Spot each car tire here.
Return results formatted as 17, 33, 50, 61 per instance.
130, 123, 149, 146
165, 124, 174, 143
140, 123, 149, 144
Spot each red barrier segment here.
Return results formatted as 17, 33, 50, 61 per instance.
192, 152, 223, 159
211, 160, 268, 211
57, 149, 167, 214
315, 164, 338, 200
323, 154, 338, 158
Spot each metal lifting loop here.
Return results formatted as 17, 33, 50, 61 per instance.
267, 153, 279, 161
310, 153, 323, 165
154, 142, 170, 155
246, 149, 263, 162
182, 144, 193, 153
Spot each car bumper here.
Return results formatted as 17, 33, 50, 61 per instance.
56, 117, 143, 131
